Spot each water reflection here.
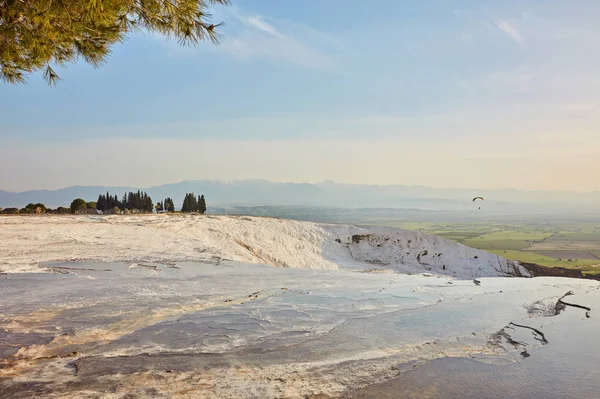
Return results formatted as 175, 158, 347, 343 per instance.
355, 304, 600, 399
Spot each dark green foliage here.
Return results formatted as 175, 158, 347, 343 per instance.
181, 192, 199, 213
181, 193, 206, 213
1, 0, 230, 85
86, 201, 97, 209
20, 203, 46, 214
198, 195, 206, 214
96, 191, 121, 211
164, 198, 175, 212
95, 190, 152, 212
96, 194, 106, 210
70, 198, 88, 213
56, 206, 71, 214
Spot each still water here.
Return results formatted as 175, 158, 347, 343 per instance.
355, 300, 599, 399
0, 262, 598, 398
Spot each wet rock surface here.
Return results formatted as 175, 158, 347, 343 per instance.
0, 262, 598, 398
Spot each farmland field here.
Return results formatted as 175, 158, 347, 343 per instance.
528, 250, 600, 260
427, 225, 600, 272
486, 250, 599, 271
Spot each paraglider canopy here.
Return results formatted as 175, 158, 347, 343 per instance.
472, 197, 484, 202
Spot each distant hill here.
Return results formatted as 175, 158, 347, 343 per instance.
1, 180, 599, 214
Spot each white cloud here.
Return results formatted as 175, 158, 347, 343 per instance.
214, 9, 342, 71
245, 16, 282, 38
494, 19, 523, 44
146, 7, 342, 71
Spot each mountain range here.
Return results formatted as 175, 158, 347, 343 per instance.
1, 180, 599, 214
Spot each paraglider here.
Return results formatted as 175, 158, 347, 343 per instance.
472, 197, 484, 210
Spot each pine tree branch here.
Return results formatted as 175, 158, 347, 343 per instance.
1, 0, 231, 85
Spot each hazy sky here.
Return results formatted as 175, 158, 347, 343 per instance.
2, 0, 600, 192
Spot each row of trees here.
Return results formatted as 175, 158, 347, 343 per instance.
1, 201, 94, 214
17, 203, 46, 214
96, 191, 154, 213
93, 192, 206, 214
2, 193, 208, 215
1, 203, 78, 215
181, 193, 207, 214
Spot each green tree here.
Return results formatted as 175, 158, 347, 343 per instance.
86, 201, 97, 209
70, 198, 87, 214
34, 203, 46, 213
198, 195, 206, 214
191, 193, 198, 212
181, 192, 198, 213
1, 0, 230, 85
97, 194, 106, 211
181, 193, 189, 213
164, 198, 175, 212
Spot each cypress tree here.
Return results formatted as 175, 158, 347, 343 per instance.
199, 195, 207, 214
181, 194, 188, 213
97, 194, 105, 211
191, 193, 198, 212
146, 194, 153, 212
181, 193, 199, 213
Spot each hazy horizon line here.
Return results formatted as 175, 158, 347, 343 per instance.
1, 178, 599, 195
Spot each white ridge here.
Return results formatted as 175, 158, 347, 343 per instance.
0, 214, 530, 278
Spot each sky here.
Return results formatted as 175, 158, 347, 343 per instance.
2, 0, 600, 192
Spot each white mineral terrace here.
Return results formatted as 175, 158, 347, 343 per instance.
0, 215, 596, 398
